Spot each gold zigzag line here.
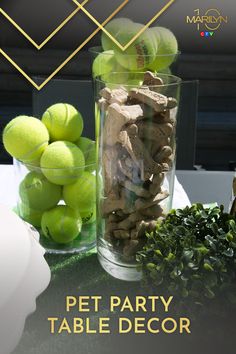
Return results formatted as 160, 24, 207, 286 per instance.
0, 0, 129, 90
73, 0, 175, 51
0, 0, 89, 50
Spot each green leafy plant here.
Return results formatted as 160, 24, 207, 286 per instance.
137, 204, 236, 303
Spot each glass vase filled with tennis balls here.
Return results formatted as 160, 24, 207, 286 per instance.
94, 71, 181, 281
3, 103, 97, 254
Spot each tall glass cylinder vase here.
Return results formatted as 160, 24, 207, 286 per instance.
94, 72, 182, 281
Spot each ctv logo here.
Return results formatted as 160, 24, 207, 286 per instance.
186, 8, 228, 37
200, 31, 214, 38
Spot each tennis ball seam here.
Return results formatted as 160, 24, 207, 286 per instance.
3, 119, 21, 135
45, 109, 54, 134
64, 103, 69, 127
20, 141, 48, 161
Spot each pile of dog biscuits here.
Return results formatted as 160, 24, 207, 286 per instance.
99, 72, 178, 259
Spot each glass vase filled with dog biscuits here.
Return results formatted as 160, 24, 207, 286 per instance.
94, 71, 181, 280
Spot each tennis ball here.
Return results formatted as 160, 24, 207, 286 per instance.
3, 116, 49, 165
101, 18, 133, 51
41, 205, 82, 244
76, 137, 96, 172
101, 71, 131, 89
63, 171, 96, 212
148, 27, 178, 71
42, 103, 83, 142
114, 23, 158, 71
101, 71, 144, 90
19, 171, 62, 211
18, 203, 43, 228
40, 141, 85, 185
80, 206, 96, 225
92, 50, 116, 78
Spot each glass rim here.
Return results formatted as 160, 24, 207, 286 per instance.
15, 158, 96, 171
89, 46, 181, 58
94, 72, 182, 88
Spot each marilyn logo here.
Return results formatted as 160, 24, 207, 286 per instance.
186, 8, 228, 37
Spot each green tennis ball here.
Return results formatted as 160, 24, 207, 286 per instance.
19, 171, 62, 211
101, 18, 133, 51
114, 23, 158, 70
42, 103, 84, 143
92, 50, 116, 78
80, 206, 96, 225
101, 72, 130, 89
18, 203, 43, 228
3, 116, 49, 165
41, 205, 82, 244
101, 71, 144, 90
148, 27, 178, 71
76, 137, 96, 172
40, 141, 85, 185
92, 49, 131, 85
63, 171, 96, 212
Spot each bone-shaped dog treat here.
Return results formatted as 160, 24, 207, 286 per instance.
137, 122, 173, 141
136, 105, 177, 125
135, 190, 169, 210
100, 87, 128, 105
143, 71, 164, 87
150, 138, 170, 158
103, 188, 136, 215
113, 230, 130, 240
141, 204, 164, 218
161, 162, 171, 172
108, 213, 125, 223
98, 97, 109, 112
104, 103, 143, 146
129, 88, 177, 112
102, 146, 119, 197
121, 180, 151, 198
118, 158, 134, 181
106, 221, 118, 233
131, 220, 157, 239
118, 128, 162, 180
102, 198, 125, 215
167, 98, 178, 109
154, 146, 173, 163
164, 107, 178, 124
149, 173, 165, 196
117, 211, 143, 230
123, 239, 140, 257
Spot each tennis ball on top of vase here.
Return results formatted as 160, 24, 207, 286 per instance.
41, 205, 82, 244
101, 18, 133, 51
148, 27, 178, 72
113, 22, 158, 71
2, 116, 49, 166
41, 103, 83, 143
92, 50, 116, 78
40, 141, 85, 185
92, 49, 131, 86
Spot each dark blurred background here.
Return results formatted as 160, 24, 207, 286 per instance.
0, 0, 236, 170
